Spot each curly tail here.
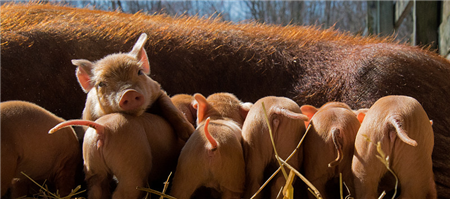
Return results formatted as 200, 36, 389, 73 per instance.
49, 119, 106, 148
389, 116, 418, 147
204, 117, 217, 150
272, 106, 309, 121
328, 128, 343, 168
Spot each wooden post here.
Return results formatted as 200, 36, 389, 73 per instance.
366, 1, 394, 36
414, 1, 440, 50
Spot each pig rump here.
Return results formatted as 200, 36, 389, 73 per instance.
2, 3, 450, 197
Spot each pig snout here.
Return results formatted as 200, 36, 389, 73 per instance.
119, 89, 145, 111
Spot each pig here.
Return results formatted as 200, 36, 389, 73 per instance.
171, 94, 197, 128
170, 93, 251, 199
299, 102, 360, 199
2, 3, 450, 197
352, 95, 436, 199
241, 96, 309, 199
49, 112, 184, 199
1, 101, 81, 198
72, 32, 194, 141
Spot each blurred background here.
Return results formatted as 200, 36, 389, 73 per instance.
3, 0, 449, 59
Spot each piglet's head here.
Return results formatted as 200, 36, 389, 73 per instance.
73, 33, 162, 120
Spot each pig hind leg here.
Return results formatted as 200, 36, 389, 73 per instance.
86, 174, 113, 199
112, 174, 148, 199
243, 154, 266, 199
395, 161, 436, 199
352, 153, 388, 198
171, 166, 205, 199
1, 149, 17, 196
53, 161, 79, 196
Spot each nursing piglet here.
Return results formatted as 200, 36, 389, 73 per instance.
170, 93, 251, 199
300, 102, 360, 199
242, 96, 309, 199
50, 112, 184, 199
352, 95, 436, 199
74, 33, 193, 140
171, 94, 197, 128
1, 101, 81, 198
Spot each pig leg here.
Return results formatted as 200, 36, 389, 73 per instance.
395, 160, 436, 199
352, 146, 388, 199
53, 159, 79, 196
270, 173, 287, 199
85, 173, 112, 199
112, 174, 147, 199
154, 92, 195, 141
244, 155, 266, 199
171, 164, 205, 199
307, 175, 328, 199
1, 148, 16, 196
10, 178, 30, 198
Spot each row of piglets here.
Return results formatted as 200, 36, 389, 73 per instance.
169, 94, 308, 199
170, 94, 436, 199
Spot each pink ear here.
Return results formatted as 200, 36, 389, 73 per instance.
357, 112, 366, 123
194, 93, 208, 124
300, 105, 318, 120
300, 105, 318, 127
72, 59, 94, 92
138, 48, 150, 75
129, 33, 150, 75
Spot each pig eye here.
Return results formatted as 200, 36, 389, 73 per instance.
97, 82, 106, 87
137, 69, 143, 76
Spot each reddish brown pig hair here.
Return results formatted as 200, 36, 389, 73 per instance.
2, 3, 450, 197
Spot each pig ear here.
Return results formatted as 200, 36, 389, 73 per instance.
240, 102, 253, 119
194, 93, 208, 124
355, 109, 368, 123
72, 59, 94, 93
129, 33, 150, 75
300, 105, 318, 120
357, 112, 366, 123
300, 105, 318, 127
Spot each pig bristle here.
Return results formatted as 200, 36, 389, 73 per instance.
2, 2, 405, 58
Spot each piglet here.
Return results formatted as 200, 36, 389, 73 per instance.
1, 101, 81, 198
73, 33, 193, 140
242, 96, 309, 199
300, 102, 360, 199
50, 112, 184, 199
352, 95, 436, 199
170, 93, 251, 199
171, 94, 197, 128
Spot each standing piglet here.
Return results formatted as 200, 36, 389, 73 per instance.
241, 96, 309, 199
1, 101, 81, 198
73, 33, 193, 140
50, 112, 184, 199
352, 95, 436, 199
170, 93, 251, 199
300, 102, 360, 199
